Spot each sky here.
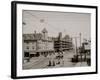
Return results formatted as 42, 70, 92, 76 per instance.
22, 10, 91, 46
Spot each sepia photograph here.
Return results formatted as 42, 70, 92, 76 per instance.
22, 10, 91, 70
11, 1, 97, 79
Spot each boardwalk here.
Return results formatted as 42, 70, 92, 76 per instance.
23, 50, 88, 69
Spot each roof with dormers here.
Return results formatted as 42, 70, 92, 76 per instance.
23, 33, 42, 41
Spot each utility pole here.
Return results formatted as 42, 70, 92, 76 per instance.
79, 33, 81, 47
72, 37, 78, 55
79, 33, 82, 63
72, 36, 80, 62
73, 33, 82, 60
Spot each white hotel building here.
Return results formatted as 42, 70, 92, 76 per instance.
23, 28, 54, 59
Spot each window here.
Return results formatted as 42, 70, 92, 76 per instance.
26, 46, 29, 49
26, 41, 29, 44
24, 52, 29, 57
32, 46, 34, 49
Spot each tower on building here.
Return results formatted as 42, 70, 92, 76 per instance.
42, 28, 48, 40
58, 32, 62, 40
